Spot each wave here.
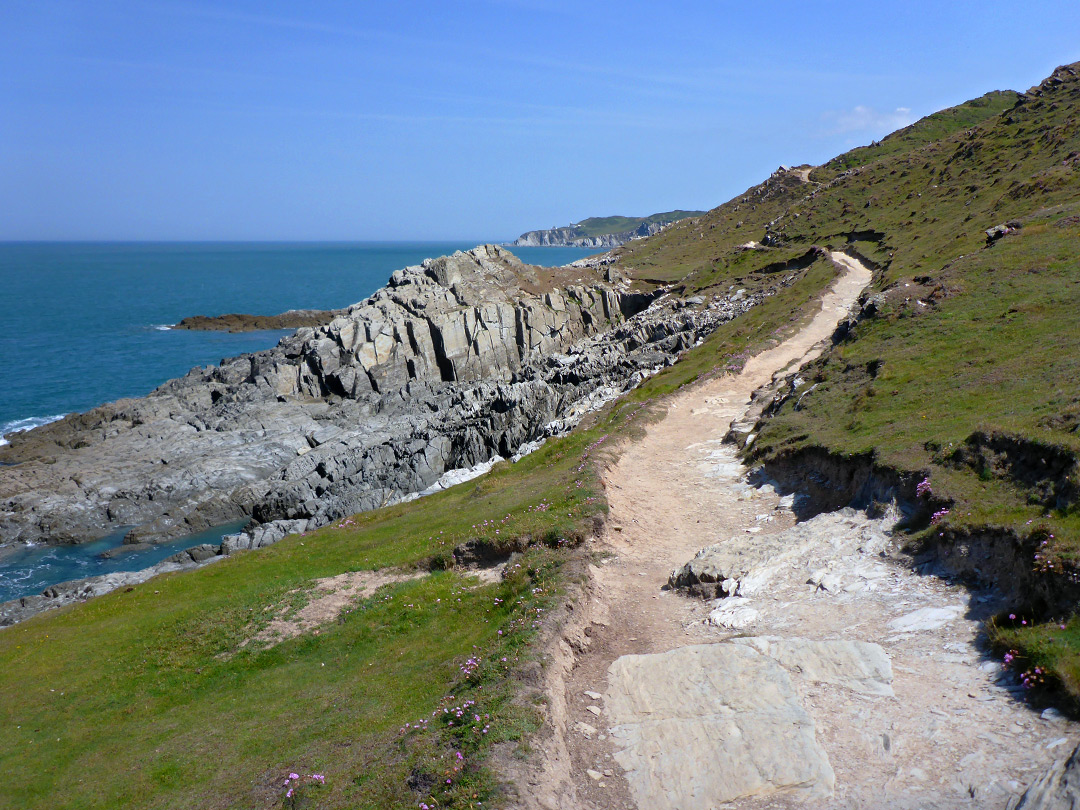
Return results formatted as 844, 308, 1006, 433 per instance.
150, 324, 173, 331
0, 414, 67, 446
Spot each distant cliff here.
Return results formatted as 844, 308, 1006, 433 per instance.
510, 210, 705, 248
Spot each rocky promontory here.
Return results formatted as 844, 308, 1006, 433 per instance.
0, 245, 763, 563
172, 308, 344, 332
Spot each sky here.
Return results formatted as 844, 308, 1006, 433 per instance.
2, 0, 1079, 242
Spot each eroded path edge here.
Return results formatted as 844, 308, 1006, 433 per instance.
511, 252, 1076, 810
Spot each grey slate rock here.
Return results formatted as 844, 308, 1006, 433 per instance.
1010, 744, 1080, 809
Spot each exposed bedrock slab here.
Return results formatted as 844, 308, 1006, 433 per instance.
668, 509, 892, 598
731, 636, 894, 696
887, 605, 965, 634
606, 643, 836, 807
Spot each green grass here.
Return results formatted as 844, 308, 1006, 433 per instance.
612, 172, 813, 286
990, 614, 1080, 707
0, 422, 609, 810
750, 222, 1080, 539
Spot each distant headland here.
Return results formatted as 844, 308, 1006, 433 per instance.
508, 210, 706, 248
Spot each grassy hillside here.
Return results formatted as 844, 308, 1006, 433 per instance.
814, 89, 1021, 177
712, 64, 1079, 702
742, 64, 1080, 533
608, 63, 1080, 705
611, 168, 816, 286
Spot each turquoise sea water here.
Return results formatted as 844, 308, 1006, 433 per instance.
0, 521, 248, 603
0, 241, 595, 434
0, 241, 595, 601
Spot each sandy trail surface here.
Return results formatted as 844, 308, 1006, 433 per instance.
518, 253, 1077, 809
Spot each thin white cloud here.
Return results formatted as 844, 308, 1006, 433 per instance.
823, 105, 915, 135
153, 1, 904, 103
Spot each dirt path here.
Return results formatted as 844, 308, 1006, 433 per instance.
517, 253, 1077, 809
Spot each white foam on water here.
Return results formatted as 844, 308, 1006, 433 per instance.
0, 414, 67, 446
151, 324, 173, 331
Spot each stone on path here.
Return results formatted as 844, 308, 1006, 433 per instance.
706, 597, 759, 629
887, 605, 965, 633
668, 510, 885, 599
575, 721, 597, 738
606, 643, 835, 807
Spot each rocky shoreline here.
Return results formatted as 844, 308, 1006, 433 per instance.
0, 245, 773, 624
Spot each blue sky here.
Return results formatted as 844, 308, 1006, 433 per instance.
2, 0, 1078, 241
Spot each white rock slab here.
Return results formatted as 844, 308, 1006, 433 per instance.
606, 643, 835, 807
707, 597, 760, 629
888, 605, 965, 633
733, 636, 895, 696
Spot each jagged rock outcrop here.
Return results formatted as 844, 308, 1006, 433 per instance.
0, 245, 763, 555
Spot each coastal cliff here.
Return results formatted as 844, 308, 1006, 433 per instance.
0, 245, 759, 555
510, 210, 705, 248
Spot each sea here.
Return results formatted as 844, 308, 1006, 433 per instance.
0, 241, 595, 602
